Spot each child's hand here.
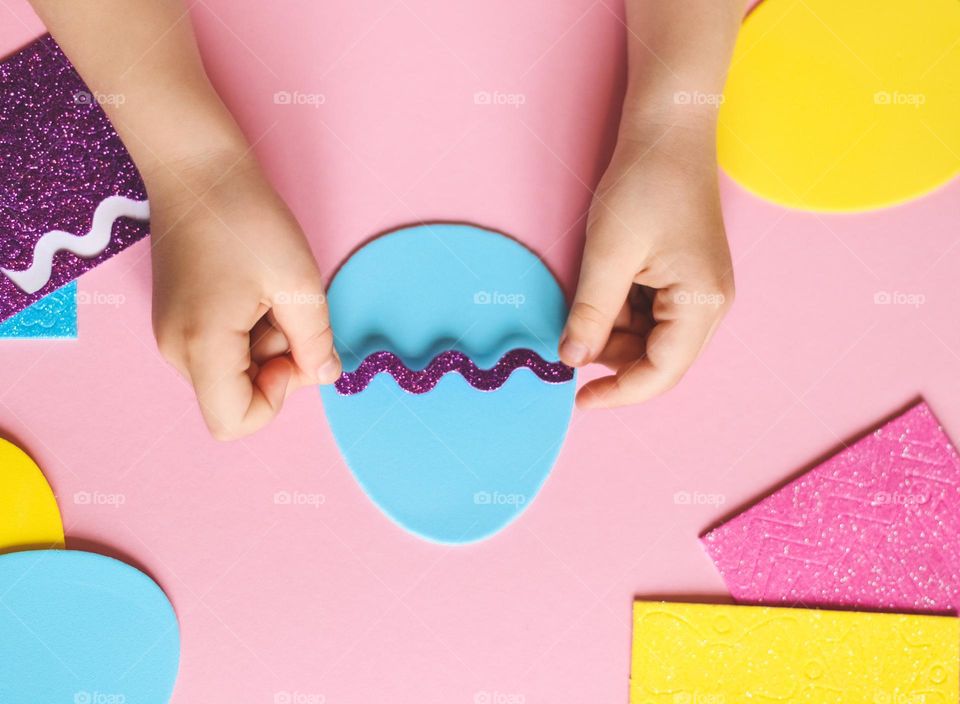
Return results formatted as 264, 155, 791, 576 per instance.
149, 151, 340, 440
559, 120, 734, 408
20, 0, 341, 439
556, 0, 745, 410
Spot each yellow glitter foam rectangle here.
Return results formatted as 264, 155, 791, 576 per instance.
631, 601, 958, 704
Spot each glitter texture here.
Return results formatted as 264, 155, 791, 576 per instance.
631, 601, 959, 704
702, 401, 960, 612
0, 35, 148, 323
334, 349, 574, 395
0, 280, 76, 338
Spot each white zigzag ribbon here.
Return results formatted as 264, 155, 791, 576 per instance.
2, 195, 150, 294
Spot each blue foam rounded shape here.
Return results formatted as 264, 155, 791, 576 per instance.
0, 550, 180, 703
320, 224, 575, 544
0, 280, 77, 338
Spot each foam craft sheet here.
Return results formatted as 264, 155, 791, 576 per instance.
0, 280, 76, 338
0, 35, 149, 323
320, 224, 575, 544
0, 550, 180, 702
0, 437, 63, 552
718, 0, 960, 212
702, 401, 960, 612
630, 601, 959, 704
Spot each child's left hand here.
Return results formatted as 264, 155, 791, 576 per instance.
559, 118, 734, 408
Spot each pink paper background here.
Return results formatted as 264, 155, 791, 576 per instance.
2, 3, 960, 703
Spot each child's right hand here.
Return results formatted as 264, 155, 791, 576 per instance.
148, 149, 340, 441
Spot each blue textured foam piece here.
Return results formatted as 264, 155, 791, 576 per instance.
0, 550, 180, 703
0, 280, 77, 338
320, 224, 575, 544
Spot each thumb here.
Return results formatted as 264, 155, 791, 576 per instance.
560, 235, 634, 367
271, 281, 341, 385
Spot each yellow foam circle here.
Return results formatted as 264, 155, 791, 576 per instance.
718, 0, 960, 211
631, 601, 960, 703
0, 438, 64, 552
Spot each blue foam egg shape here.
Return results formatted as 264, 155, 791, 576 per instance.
0, 280, 77, 338
320, 224, 575, 544
0, 550, 180, 703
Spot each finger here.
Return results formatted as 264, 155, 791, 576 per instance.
560, 234, 635, 367
611, 297, 633, 330
578, 298, 722, 408
271, 284, 341, 384
250, 314, 289, 365
593, 330, 647, 370
186, 327, 294, 440
594, 300, 654, 371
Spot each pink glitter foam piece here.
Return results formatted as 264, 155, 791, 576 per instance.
701, 401, 960, 613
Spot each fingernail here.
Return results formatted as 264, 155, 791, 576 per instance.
560, 338, 589, 366
318, 357, 341, 383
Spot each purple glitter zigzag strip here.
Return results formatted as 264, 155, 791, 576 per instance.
334, 349, 574, 395
0, 35, 148, 322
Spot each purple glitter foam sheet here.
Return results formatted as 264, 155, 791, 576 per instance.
702, 401, 960, 613
0, 36, 148, 323
335, 349, 574, 395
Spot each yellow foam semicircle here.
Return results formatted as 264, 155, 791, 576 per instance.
0, 438, 64, 553
718, 0, 960, 212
